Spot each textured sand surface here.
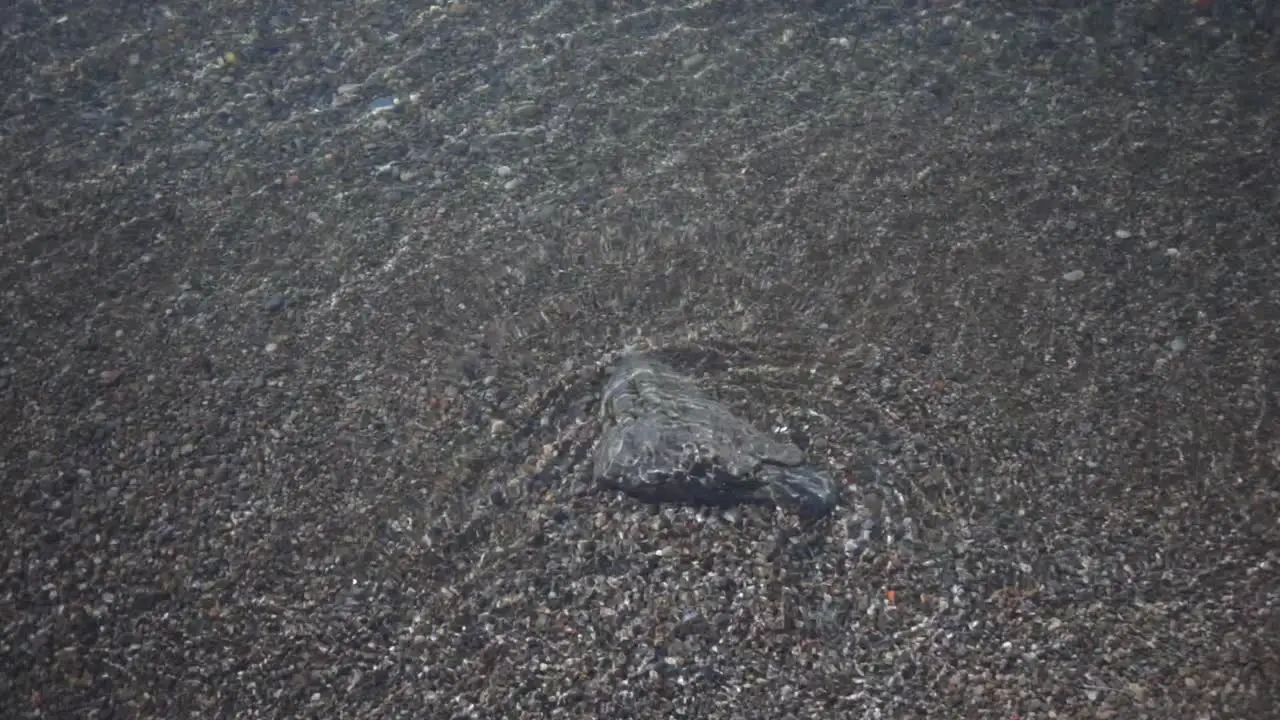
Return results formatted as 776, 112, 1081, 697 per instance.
3, 1, 1278, 717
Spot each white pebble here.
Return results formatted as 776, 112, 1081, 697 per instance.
1063, 269, 1085, 282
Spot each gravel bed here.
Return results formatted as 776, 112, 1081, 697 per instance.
2, 0, 1278, 718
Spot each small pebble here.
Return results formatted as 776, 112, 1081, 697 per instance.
1063, 269, 1085, 282
369, 96, 399, 114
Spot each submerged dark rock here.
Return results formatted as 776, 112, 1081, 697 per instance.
593, 352, 840, 516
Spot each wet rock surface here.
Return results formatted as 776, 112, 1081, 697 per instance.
594, 351, 842, 516
3, 0, 1279, 718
